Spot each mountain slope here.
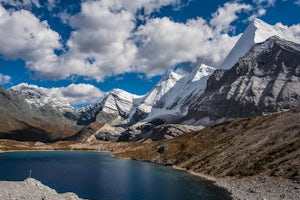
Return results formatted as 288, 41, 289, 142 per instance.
185, 36, 300, 125
131, 64, 215, 123
115, 108, 300, 180
10, 83, 74, 113
131, 71, 183, 122
0, 86, 79, 142
221, 18, 300, 69
96, 89, 143, 125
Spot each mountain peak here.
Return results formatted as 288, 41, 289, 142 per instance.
220, 18, 300, 69
252, 18, 267, 27
9, 83, 74, 111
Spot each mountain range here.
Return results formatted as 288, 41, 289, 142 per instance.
1, 18, 300, 142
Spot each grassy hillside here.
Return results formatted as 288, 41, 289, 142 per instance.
115, 109, 300, 180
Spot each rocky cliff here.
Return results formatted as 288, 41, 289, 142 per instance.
185, 36, 300, 126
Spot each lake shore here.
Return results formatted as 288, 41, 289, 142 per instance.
0, 140, 299, 200
171, 165, 300, 200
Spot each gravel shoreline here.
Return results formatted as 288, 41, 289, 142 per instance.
172, 166, 300, 200
216, 176, 300, 200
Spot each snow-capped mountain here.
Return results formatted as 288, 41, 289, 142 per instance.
2, 18, 300, 142
131, 64, 215, 122
95, 89, 143, 125
167, 64, 215, 112
131, 71, 184, 122
76, 63, 215, 126
221, 18, 300, 69
186, 36, 300, 126
0, 85, 80, 142
10, 83, 75, 113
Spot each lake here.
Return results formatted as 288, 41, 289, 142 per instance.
0, 151, 231, 200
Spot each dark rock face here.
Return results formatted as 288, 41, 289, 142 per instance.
134, 124, 188, 141
187, 37, 300, 124
77, 103, 102, 125
117, 122, 188, 142
130, 108, 149, 124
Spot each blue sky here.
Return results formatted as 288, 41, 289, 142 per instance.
0, 0, 299, 106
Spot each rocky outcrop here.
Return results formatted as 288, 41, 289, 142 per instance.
186, 36, 300, 125
76, 103, 102, 125
0, 178, 82, 200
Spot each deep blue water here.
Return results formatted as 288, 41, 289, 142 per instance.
0, 151, 231, 200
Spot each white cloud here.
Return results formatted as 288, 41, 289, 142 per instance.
0, 0, 40, 8
2, 0, 292, 82
249, 0, 276, 20
0, 5, 61, 79
47, 83, 104, 105
295, 0, 300, 6
248, 8, 266, 21
0, 73, 11, 84
210, 2, 252, 33
0, 1, 249, 81
133, 7, 247, 75
55, 10, 70, 24
47, 0, 58, 11
44, 0, 137, 81
94, 0, 180, 15
253, 0, 276, 6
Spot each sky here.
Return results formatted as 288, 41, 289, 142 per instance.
0, 0, 299, 106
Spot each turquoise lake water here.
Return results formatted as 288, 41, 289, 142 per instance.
0, 151, 232, 200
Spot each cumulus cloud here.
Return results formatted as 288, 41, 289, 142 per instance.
47, 83, 104, 105
134, 17, 241, 75
41, 0, 138, 81
45, 0, 181, 81
0, 73, 11, 84
0, 1, 252, 81
92, 0, 180, 15
52, 1, 249, 79
210, 2, 252, 33
133, 2, 252, 75
2, 0, 295, 83
0, 5, 61, 78
295, 0, 300, 6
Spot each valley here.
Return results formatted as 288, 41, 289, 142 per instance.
0, 18, 299, 200
0, 108, 299, 199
